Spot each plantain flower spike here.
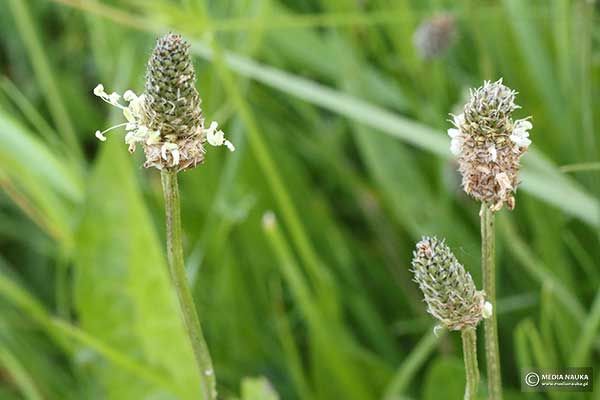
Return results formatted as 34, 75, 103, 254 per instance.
448, 79, 532, 211
93, 33, 234, 171
413, 14, 457, 60
411, 237, 492, 331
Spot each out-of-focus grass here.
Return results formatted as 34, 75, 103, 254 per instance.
0, 0, 598, 399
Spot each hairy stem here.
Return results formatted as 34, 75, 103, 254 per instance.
461, 327, 480, 400
481, 203, 502, 400
161, 169, 216, 400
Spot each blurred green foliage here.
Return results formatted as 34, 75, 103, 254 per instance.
0, 0, 598, 399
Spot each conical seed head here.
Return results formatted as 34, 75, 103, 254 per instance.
143, 33, 203, 139
411, 237, 486, 330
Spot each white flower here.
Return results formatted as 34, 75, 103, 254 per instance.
488, 145, 497, 162
448, 113, 465, 156
92, 84, 149, 147
146, 130, 161, 145
448, 127, 463, 156
93, 83, 235, 166
510, 119, 532, 148
172, 149, 180, 165
205, 121, 235, 152
453, 113, 465, 127
482, 301, 493, 319
206, 122, 224, 146
108, 92, 121, 104
161, 142, 180, 165
130, 94, 144, 110
450, 136, 463, 156
447, 128, 460, 138
123, 90, 137, 101
125, 126, 147, 146
93, 84, 105, 97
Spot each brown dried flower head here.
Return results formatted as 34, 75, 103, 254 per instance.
93, 33, 234, 172
448, 79, 532, 211
411, 237, 491, 331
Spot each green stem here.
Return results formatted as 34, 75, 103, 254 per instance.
481, 203, 502, 400
461, 328, 480, 400
161, 169, 216, 400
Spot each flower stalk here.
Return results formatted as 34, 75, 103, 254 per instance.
481, 202, 501, 400
162, 169, 216, 400
461, 327, 480, 400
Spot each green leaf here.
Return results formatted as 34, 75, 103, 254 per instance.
0, 346, 44, 400
74, 139, 203, 399
0, 107, 82, 201
422, 357, 466, 400
0, 106, 82, 243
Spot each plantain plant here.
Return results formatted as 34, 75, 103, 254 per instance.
92, 33, 235, 400
447, 79, 532, 400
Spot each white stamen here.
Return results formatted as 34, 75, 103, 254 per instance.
146, 130, 160, 145
450, 135, 464, 156
93, 84, 105, 97
161, 142, 179, 161
123, 107, 135, 122
98, 95, 125, 110
483, 301, 493, 319
108, 92, 121, 104
95, 130, 107, 141
453, 113, 465, 126
207, 129, 224, 146
510, 119, 533, 148
123, 90, 137, 102
172, 149, 180, 165
447, 128, 460, 138
224, 140, 235, 152
95, 122, 129, 142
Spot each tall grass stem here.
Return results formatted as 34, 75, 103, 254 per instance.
161, 169, 216, 400
481, 203, 502, 399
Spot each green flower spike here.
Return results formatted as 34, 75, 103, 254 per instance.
93, 33, 234, 172
411, 236, 492, 331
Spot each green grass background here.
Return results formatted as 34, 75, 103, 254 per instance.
0, 0, 599, 399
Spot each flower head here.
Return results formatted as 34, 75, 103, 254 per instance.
92, 33, 233, 172
448, 79, 532, 211
413, 14, 457, 60
411, 237, 490, 331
